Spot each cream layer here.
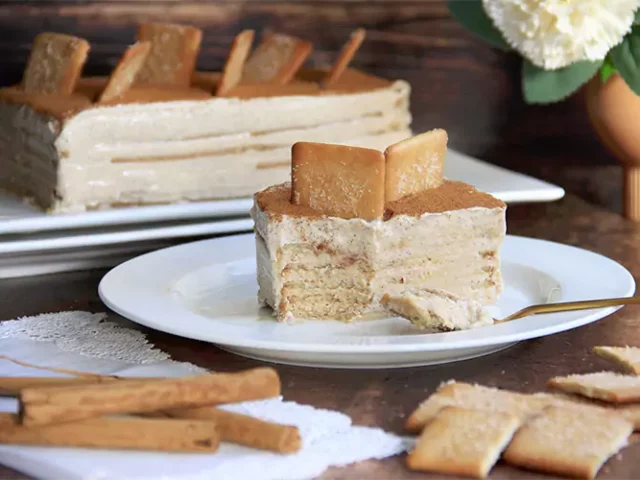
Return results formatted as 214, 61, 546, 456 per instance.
0, 81, 410, 212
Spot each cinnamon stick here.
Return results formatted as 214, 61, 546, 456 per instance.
164, 407, 302, 453
0, 413, 219, 452
0, 376, 163, 396
0, 355, 114, 378
19, 367, 280, 426
0, 376, 119, 396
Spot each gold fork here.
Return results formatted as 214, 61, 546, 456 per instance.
497, 296, 640, 323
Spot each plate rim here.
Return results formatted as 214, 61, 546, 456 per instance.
99, 233, 635, 354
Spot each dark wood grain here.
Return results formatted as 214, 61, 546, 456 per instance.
1, 193, 640, 479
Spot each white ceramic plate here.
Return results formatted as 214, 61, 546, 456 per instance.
0, 150, 563, 235
99, 233, 633, 368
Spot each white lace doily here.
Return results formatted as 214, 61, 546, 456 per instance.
0, 311, 412, 480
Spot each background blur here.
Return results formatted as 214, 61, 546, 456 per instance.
0, 0, 617, 210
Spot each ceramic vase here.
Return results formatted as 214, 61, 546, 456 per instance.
586, 74, 640, 220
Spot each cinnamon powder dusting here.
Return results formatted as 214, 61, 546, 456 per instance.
257, 180, 505, 221
384, 180, 505, 218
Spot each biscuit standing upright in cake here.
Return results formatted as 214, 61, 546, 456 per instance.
322, 29, 366, 88
22, 33, 90, 95
291, 142, 385, 220
216, 30, 255, 96
243, 33, 313, 84
136, 23, 202, 86
384, 129, 448, 202
99, 42, 152, 103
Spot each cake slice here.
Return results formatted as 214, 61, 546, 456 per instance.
251, 134, 506, 321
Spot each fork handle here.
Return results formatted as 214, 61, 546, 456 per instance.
500, 296, 640, 323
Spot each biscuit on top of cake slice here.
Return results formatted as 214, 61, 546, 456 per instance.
251, 129, 506, 323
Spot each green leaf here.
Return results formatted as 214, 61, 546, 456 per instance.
611, 26, 640, 95
600, 55, 618, 83
634, 9, 640, 24
447, 0, 510, 51
522, 60, 602, 104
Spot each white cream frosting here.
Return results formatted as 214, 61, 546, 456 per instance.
0, 81, 411, 212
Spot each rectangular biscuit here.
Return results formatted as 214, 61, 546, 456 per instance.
22, 33, 90, 95
99, 42, 151, 103
384, 129, 448, 202
291, 142, 385, 220
136, 23, 202, 86
405, 382, 549, 433
548, 371, 640, 403
322, 29, 366, 88
407, 406, 520, 479
503, 406, 633, 480
405, 381, 636, 434
242, 33, 312, 84
594, 346, 640, 375
216, 30, 255, 96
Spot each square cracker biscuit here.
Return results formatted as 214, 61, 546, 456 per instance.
242, 33, 312, 84
291, 142, 385, 220
136, 23, 202, 86
594, 346, 640, 375
405, 381, 637, 434
384, 129, 448, 202
548, 371, 640, 403
99, 42, 151, 103
407, 406, 520, 479
503, 406, 632, 480
22, 33, 90, 95
216, 30, 255, 96
405, 382, 550, 433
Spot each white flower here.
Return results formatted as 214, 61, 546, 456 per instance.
483, 0, 639, 69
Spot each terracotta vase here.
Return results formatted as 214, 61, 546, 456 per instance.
585, 74, 640, 220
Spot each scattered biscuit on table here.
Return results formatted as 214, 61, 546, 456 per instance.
594, 346, 640, 375
548, 371, 640, 403
405, 380, 640, 433
406, 406, 520, 479
503, 406, 633, 480
136, 22, 202, 86
216, 30, 255, 96
405, 382, 550, 433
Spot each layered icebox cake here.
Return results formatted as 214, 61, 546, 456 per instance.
252, 131, 507, 323
0, 25, 411, 213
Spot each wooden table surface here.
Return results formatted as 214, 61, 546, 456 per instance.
1, 2, 640, 478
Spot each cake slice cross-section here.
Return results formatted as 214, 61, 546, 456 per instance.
251, 133, 506, 322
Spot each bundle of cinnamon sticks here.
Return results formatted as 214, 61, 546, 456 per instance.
0, 367, 302, 454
